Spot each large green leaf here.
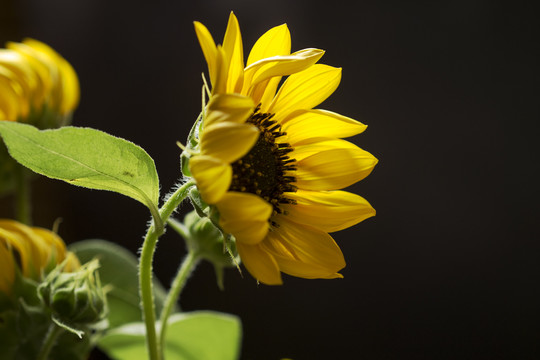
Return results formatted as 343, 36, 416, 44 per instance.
70, 239, 170, 329
98, 311, 242, 360
0, 121, 159, 212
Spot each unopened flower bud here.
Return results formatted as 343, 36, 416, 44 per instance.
184, 210, 238, 268
38, 258, 107, 325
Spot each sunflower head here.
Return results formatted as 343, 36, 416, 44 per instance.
0, 38, 79, 127
183, 13, 378, 285
0, 219, 80, 298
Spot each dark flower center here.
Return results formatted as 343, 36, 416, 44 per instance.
229, 106, 297, 215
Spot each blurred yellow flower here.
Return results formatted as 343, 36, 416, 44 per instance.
189, 13, 378, 284
0, 219, 80, 295
0, 38, 79, 126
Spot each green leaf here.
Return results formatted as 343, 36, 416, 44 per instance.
69, 239, 169, 329
0, 121, 159, 212
98, 311, 242, 360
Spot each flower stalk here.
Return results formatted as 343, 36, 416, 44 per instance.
36, 323, 63, 360
158, 250, 200, 347
139, 180, 195, 360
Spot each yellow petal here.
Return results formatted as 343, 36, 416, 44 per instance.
0, 76, 22, 121
291, 138, 359, 162
216, 192, 272, 244
0, 241, 15, 295
265, 242, 344, 279
6, 41, 51, 108
0, 50, 34, 115
252, 76, 282, 111
213, 46, 229, 95
282, 190, 375, 232
222, 12, 244, 93
0, 223, 32, 277
237, 242, 282, 285
189, 155, 232, 204
32, 227, 67, 266
64, 252, 81, 272
0, 220, 51, 277
205, 93, 254, 127
282, 109, 367, 145
244, 48, 325, 92
57, 54, 80, 114
268, 64, 341, 118
295, 144, 378, 190
268, 215, 345, 273
200, 121, 259, 163
194, 21, 218, 87
23, 39, 80, 114
247, 24, 291, 66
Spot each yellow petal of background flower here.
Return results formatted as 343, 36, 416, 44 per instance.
0, 223, 32, 277
217, 192, 273, 244
295, 146, 378, 190
189, 155, 232, 204
32, 227, 67, 266
200, 121, 259, 163
0, 220, 50, 277
205, 93, 254, 127
244, 49, 325, 92
247, 23, 291, 66
282, 190, 376, 232
0, 74, 22, 121
23, 38, 80, 114
0, 240, 15, 294
282, 109, 367, 145
194, 21, 218, 88
237, 242, 282, 285
269, 215, 345, 273
268, 64, 341, 119
7, 41, 58, 110
222, 12, 244, 93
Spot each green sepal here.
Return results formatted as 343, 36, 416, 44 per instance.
187, 187, 209, 218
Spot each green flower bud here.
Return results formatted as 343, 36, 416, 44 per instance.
184, 211, 237, 267
38, 258, 107, 326
182, 210, 240, 289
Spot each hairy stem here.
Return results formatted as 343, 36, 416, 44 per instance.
159, 250, 199, 347
37, 323, 63, 360
139, 180, 195, 360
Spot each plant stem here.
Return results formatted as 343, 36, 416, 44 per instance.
139, 180, 194, 360
159, 251, 199, 347
15, 165, 31, 225
37, 323, 63, 360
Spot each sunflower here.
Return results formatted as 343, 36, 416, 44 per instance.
0, 38, 79, 126
188, 12, 377, 285
0, 219, 80, 296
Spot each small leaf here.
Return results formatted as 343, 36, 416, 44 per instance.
98, 311, 242, 360
0, 121, 160, 212
70, 239, 169, 329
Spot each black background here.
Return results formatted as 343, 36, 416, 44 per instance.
1, 1, 538, 359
